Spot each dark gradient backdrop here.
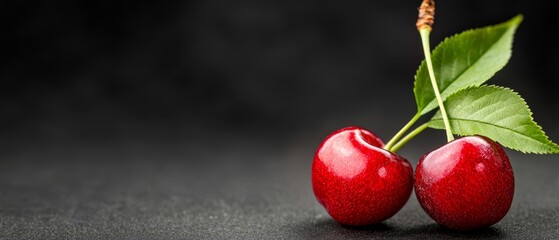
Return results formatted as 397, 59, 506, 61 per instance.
3, 0, 558, 143
1, 1, 559, 239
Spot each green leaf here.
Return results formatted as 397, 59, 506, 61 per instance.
428, 85, 559, 154
414, 15, 523, 116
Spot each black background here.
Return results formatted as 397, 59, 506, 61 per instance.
1, 1, 559, 239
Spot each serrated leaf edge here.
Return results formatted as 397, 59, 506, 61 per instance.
428, 85, 559, 154
414, 15, 523, 115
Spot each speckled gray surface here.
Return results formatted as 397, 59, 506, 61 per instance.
1, 134, 559, 240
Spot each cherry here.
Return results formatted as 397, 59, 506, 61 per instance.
312, 126, 414, 226
414, 135, 514, 230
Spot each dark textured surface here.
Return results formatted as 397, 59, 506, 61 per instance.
3, 1, 559, 239
1, 130, 559, 240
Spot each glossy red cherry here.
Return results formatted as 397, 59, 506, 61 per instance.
312, 126, 414, 226
415, 135, 514, 230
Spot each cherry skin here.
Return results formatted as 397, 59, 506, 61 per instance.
312, 126, 414, 226
415, 135, 514, 230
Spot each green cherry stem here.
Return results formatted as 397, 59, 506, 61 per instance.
391, 123, 428, 152
417, 0, 454, 142
384, 113, 421, 151
419, 29, 453, 142
385, 0, 455, 152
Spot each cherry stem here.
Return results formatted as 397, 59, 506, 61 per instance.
391, 123, 428, 152
384, 113, 421, 151
419, 28, 454, 142
385, 0, 454, 152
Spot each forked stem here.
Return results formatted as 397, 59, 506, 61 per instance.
391, 123, 428, 152
384, 113, 421, 151
417, 0, 454, 142
385, 0, 454, 152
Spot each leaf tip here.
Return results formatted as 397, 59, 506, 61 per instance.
508, 14, 524, 26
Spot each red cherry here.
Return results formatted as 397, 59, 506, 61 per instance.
312, 126, 414, 226
415, 135, 514, 230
